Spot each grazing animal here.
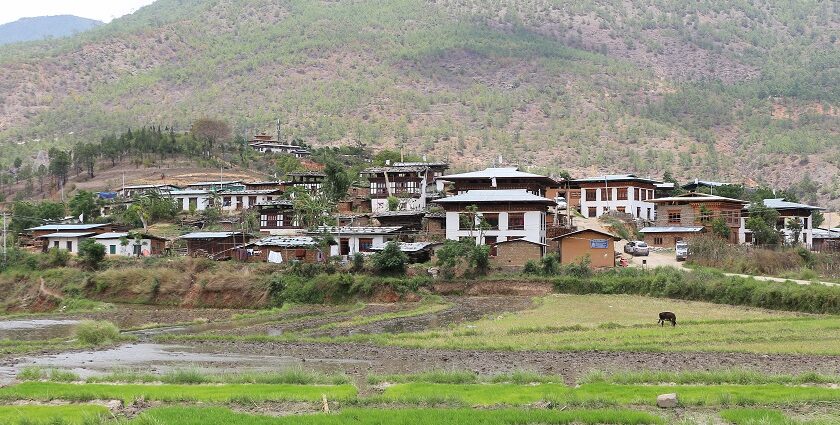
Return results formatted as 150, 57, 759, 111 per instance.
658, 311, 677, 327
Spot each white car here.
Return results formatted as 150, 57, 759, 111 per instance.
624, 241, 649, 256
675, 242, 689, 261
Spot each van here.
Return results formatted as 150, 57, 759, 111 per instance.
675, 242, 689, 261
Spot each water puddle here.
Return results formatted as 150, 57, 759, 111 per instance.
0, 319, 80, 341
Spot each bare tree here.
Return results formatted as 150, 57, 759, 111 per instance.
191, 118, 232, 158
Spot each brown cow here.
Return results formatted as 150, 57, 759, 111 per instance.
658, 311, 676, 327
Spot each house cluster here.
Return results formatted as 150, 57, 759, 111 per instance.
23, 161, 839, 268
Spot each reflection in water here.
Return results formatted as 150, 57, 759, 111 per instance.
0, 320, 80, 341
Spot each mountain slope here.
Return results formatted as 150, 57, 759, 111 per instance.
0, 15, 102, 45
0, 0, 838, 206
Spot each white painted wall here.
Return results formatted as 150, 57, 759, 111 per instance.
579, 186, 656, 220
327, 234, 390, 256
444, 210, 546, 245
44, 237, 85, 254
371, 197, 425, 213
96, 238, 155, 256
739, 215, 815, 249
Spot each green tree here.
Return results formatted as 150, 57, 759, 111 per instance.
387, 196, 400, 211
709, 217, 731, 240
371, 241, 408, 275
291, 189, 335, 228
785, 218, 803, 244
812, 211, 825, 228
47, 148, 71, 190
68, 190, 100, 221
77, 239, 106, 270
322, 161, 351, 202
746, 202, 780, 246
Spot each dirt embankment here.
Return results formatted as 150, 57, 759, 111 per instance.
433, 280, 553, 296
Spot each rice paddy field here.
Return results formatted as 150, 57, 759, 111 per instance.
2, 293, 840, 423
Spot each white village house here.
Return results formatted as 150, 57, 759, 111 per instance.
308, 226, 403, 257
739, 198, 825, 249
91, 232, 167, 257
572, 174, 661, 220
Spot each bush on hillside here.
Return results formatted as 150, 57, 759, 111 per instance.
75, 320, 120, 345
371, 241, 408, 275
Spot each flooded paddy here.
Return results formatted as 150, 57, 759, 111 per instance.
0, 319, 80, 341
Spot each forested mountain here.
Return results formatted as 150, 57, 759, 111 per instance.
0, 0, 838, 206
0, 15, 102, 45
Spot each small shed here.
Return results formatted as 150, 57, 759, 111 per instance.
180, 232, 249, 260
369, 241, 440, 263
237, 236, 324, 264
552, 229, 620, 268
491, 239, 546, 268
91, 232, 167, 257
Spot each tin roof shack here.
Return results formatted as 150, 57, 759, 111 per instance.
37, 232, 96, 254
117, 184, 180, 199
361, 162, 449, 213
370, 242, 439, 263
308, 226, 404, 257
491, 239, 547, 269
257, 200, 303, 235
739, 198, 825, 249
552, 229, 620, 269
237, 236, 324, 264
571, 174, 662, 220
812, 228, 840, 252
91, 232, 167, 257
218, 189, 282, 212
434, 189, 555, 246
638, 226, 705, 248
646, 192, 748, 245
248, 133, 311, 158
438, 167, 559, 197
181, 232, 249, 260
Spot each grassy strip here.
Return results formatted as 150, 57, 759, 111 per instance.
18, 366, 80, 382
85, 368, 350, 385
0, 338, 82, 356
382, 382, 840, 406
0, 382, 356, 404
323, 298, 450, 329
133, 407, 664, 425
581, 370, 840, 386
0, 404, 109, 425
368, 370, 564, 385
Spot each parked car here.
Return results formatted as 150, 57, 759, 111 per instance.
624, 241, 650, 256
554, 196, 567, 209
675, 241, 689, 261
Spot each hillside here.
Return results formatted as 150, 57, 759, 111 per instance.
0, 0, 839, 207
0, 15, 102, 45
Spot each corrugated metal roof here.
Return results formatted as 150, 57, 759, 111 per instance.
253, 236, 318, 247
649, 193, 748, 204
309, 226, 403, 235
91, 232, 166, 241
812, 228, 840, 239
217, 189, 281, 195
27, 223, 108, 231
439, 167, 549, 180
180, 232, 244, 239
572, 174, 663, 184
168, 189, 211, 196
682, 179, 729, 188
371, 210, 426, 217
639, 226, 705, 233
762, 198, 824, 211
370, 242, 437, 252
38, 232, 97, 238
185, 181, 242, 186
434, 189, 554, 204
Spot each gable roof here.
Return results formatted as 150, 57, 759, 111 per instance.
648, 192, 749, 204
37, 232, 97, 239
439, 167, 556, 182
571, 174, 663, 184
309, 226, 403, 235
370, 241, 439, 252
180, 232, 245, 240
434, 189, 554, 205
252, 236, 318, 247
27, 223, 109, 231
639, 226, 705, 234
551, 228, 621, 241
761, 198, 824, 211
91, 232, 167, 241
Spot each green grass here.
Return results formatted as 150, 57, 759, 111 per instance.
581, 370, 840, 386
324, 297, 450, 329
18, 366, 80, 383
381, 382, 840, 407
0, 382, 357, 404
368, 370, 564, 385
86, 367, 351, 385
132, 407, 664, 425
74, 320, 120, 346
0, 404, 109, 425
314, 294, 840, 354
719, 408, 840, 425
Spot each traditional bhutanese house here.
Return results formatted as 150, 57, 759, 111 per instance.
682, 179, 731, 193
812, 228, 840, 252
184, 180, 246, 192
369, 241, 440, 263
180, 232, 249, 260
437, 167, 559, 197
248, 133, 311, 157
638, 226, 706, 248
491, 239, 547, 269
646, 192, 748, 246
739, 198, 824, 249
244, 181, 284, 191
26, 223, 119, 239
37, 232, 96, 254
168, 189, 213, 211
218, 189, 283, 212
371, 210, 426, 231
308, 226, 403, 257
285, 172, 326, 195
433, 189, 555, 246
361, 162, 449, 213
236, 236, 324, 264
551, 229, 620, 269
91, 232, 167, 257
570, 174, 662, 220
256, 200, 301, 235
117, 184, 179, 199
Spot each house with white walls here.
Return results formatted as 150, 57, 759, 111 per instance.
308, 226, 403, 257
91, 232, 167, 257
433, 189, 555, 245
571, 174, 662, 220
168, 189, 213, 211
739, 198, 825, 249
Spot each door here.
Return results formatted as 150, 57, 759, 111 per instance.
340, 238, 350, 256
485, 236, 497, 256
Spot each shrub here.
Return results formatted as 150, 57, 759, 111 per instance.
77, 239, 106, 270
540, 253, 560, 275
351, 252, 365, 273
75, 320, 120, 345
522, 260, 540, 275
371, 241, 408, 275
43, 248, 69, 268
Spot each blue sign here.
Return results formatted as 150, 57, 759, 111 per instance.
590, 239, 609, 249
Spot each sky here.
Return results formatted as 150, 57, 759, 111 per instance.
0, 0, 158, 25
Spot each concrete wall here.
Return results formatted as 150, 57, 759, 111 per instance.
557, 230, 615, 268
444, 210, 546, 245
579, 186, 656, 220
96, 238, 164, 256
328, 234, 390, 257
43, 237, 84, 254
